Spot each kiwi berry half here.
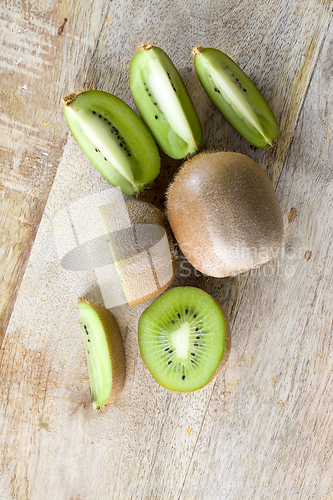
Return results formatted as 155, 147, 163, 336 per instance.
78, 300, 125, 410
63, 90, 160, 195
129, 43, 203, 159
192, 46, 279, 148
138, 287, 227, 392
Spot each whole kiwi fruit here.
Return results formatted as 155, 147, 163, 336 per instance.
166, 152, 283, 278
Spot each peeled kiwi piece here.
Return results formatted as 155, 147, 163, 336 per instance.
78, 300, 125, 410
98, 199, 177, 307
167, 152, 284, 278
138, 287, 227, 392
63, 90, 160, 195
192, 46, 279, 148
129, 43, 203, 159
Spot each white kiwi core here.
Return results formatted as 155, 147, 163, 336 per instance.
68, 106, 136, 186
147, 56, 195, 148
170, 322, 191, 359
201, 54, 270, 144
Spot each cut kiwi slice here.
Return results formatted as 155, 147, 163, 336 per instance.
192, 46, 279, 148
129, 43, 203, 159
63, 90, 160, 195
138, 287, 227, 392
78, 300, 125, 410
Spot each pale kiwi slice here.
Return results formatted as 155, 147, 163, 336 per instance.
63, 90, 160, 195
98, 199, 177, 307
192, 46, 279, 148
129, 43, 203, 159
138, 287, 227, 392
78, 300, 125, 410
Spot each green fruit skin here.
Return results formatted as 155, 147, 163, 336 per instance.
63, 90, 160, 195
129, 46, 203, 159
194, 48, 279, 148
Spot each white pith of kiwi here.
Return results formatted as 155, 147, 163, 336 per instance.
129, 43, 203, 159
166, 152, 284, 278
62, 90, 160, 195
192, 46, 279, 148
138, 287, 228, 392
78, 300, 125, 410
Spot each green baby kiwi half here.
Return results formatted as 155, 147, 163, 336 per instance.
138, 287, 227, 392
78, 300, 125, 410
63, 90, 160, 195
192, 46, 279, 148
129, 43, 203, 159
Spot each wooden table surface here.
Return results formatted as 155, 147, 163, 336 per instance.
1, 1, 333, 499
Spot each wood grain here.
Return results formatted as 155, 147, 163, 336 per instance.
0, 1, 332, 499
0, 1, 111, 342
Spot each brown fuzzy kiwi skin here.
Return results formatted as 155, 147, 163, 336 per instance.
117, 200, 177, 307
166, 151, 284, 278
78, 299, 126, 410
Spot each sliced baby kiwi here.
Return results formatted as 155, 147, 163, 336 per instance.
138, 287, 227, 392
129, 43, 203, 159
192, 46, 279, 148
78, 300, 125, 410
63, 90, 160, 195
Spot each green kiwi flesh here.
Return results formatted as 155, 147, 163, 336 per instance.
78, 300, 125, 410
63, 90, 160, 195
192, 46, 279, 148
129, 43, 203, 159
138, 287, 226, 392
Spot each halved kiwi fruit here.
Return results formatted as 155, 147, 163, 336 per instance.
63, 90, 160, 195
138, 287, 227, 392
129, 43, 203, 159
78, 300, 125, 410
192, 46, 279, 148
166, 152, 284, 277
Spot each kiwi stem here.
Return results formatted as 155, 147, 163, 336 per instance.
62, 91, 83, 107
136, 42, 153, 52
191, 45, 205, 56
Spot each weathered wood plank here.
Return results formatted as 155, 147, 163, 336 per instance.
0, 2, 110, 342
0, 1, 332, 500
179, 16, 333, 500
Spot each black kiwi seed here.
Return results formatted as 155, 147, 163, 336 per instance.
168, 360, 172, 365
177, 313, 181, 319
182, 375, 185, 380
92, 110, 96, 114
186, 309, 188, 314
99, 114, 102, 118
191, 353, 195, 356
193, 314, 197, 318
196, 336, 200, 340
155, 115, 158, 119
